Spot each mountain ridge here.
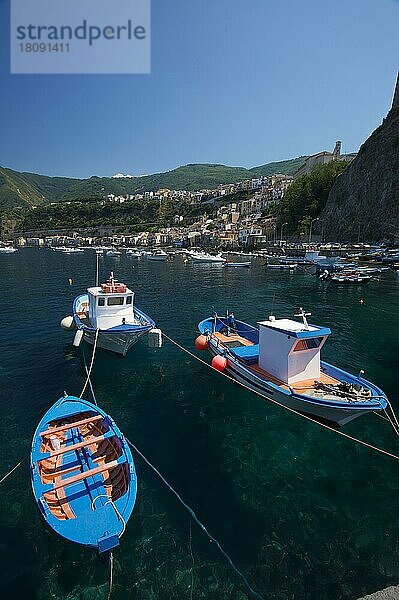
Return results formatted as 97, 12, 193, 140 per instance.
0, 156, 307, 211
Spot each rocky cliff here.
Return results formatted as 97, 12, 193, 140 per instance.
322, 74, 399, 241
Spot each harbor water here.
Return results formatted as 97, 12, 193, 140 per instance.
1, 248, 399, 600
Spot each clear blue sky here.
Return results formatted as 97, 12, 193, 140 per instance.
0, 0, 398, 179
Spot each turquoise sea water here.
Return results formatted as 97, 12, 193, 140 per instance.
1, 248, 399, 600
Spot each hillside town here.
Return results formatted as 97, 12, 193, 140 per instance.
6, 142, 351, 249
10, 172, 292, 248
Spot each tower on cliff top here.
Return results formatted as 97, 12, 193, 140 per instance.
391, 71, 399, 111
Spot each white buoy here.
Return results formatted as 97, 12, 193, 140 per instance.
60, 315, 76, 330
148, 328, 163, 348
73, 329, 84, 347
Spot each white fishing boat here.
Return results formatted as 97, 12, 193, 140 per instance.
0, 246, 17, 254
223, 260, 251, 268
190, 252, 225, 264
196, 308, 388, 426
126, 250, 142, 258
330, 273, 372, 284
281, 251, 327, 265
62, 248, 85, 254
64, 272, 155, 356
266, 263, 297, 270
147, 250, 168, 261
106, 249, 121, 257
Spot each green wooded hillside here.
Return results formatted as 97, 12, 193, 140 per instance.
276, 161, 350, 235
0, 157, 307, 211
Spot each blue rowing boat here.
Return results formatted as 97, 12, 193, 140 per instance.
30, 395, 137, 554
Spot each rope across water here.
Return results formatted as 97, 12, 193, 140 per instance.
80, 328, 100, 398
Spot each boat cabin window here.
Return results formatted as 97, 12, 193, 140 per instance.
126, 296, 132, 305
107, 297, 124, 306
293, 337, 323, 352
98, 297, 105, 306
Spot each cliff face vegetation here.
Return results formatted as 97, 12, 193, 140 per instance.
322, 92, 399, 241
277, 161, 349, 236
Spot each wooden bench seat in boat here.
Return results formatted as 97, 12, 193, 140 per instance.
213, 332, 254, 346
40, 415, 103, 437
49, 456, 127, 491
39, 429, 115, 461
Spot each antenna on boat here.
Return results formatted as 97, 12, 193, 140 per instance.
211, 306, 217, 333
270, 293, 276, 319
294, 307, 311, 330
95, 252, 100, 287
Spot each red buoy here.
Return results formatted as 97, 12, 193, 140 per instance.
195, 335, 209, 351
212, 355, 228, 372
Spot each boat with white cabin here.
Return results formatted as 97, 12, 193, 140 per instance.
196, 308, 388, 426
69, 272, 155, 356
189, 252, 226, 264
147, 250, 168, 261
126, 250, 142, 258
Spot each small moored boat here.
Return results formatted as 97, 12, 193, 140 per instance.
71, 272, 155, 356
147, 250, 168, 261
196, 308, 388, 426
189, 252, 226, 264
266, 263, 297, 270
30, 394, 137, 554
126, 250, 142, 258
330, 272, 372, 284
223, 260, 251, 268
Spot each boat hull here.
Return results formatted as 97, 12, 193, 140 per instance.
191, 257, 225, 264
84, 328, 147, 356
207, 345, 371, 426
224, 262, 251, 268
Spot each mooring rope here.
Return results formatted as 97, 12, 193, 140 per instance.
384, 397, 399, 436
0, 461, 23, 486
107, 551, 114, 600
82, 346, 98, 405
189, 519, 195, 600
80, 328, 99, 398
162, 333, 399, 463
125, 436, 264, 600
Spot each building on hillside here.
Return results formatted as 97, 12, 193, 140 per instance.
294, 141, 355, 178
